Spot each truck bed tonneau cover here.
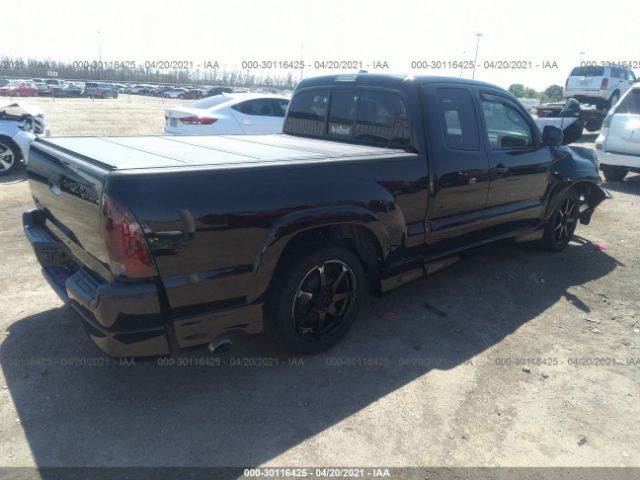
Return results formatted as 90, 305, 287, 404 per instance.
34, 134, 410, 171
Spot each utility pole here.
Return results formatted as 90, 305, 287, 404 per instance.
472, 33, 482, 80
97, 31, 102, 63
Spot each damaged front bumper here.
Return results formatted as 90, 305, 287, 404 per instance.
579, 184, 611, 225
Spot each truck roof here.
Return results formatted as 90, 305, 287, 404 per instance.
297, 72, 504, 92
35, 135, 412, 171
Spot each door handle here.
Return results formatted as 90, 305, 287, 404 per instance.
242, 120, 253, 126
494, 164, 509, 175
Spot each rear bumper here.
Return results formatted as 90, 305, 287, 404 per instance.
598, 150, 640, 170
23, 209, 264, 357
23, 210, 171, 357
563, 89, 609, 100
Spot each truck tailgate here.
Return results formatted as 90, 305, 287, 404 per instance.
27, 139, 111, 279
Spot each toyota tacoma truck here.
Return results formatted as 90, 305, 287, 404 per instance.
23, 73, 610, 357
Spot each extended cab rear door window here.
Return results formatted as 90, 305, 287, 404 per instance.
480, 94, 534, 149
436, 88, 480, 151
283, 90, 329, 137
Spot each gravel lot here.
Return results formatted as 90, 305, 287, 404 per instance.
1, 96, 639, 472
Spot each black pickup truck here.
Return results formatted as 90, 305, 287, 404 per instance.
23, 73, 609, 357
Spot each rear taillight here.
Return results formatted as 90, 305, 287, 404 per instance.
179, 116, 217, 125
100, 194, 156, 278
601, 78, 608, 89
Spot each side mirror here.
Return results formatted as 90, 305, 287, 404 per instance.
542, 125, 563, 147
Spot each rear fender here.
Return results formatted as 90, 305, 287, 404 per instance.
247, 206, 396, 303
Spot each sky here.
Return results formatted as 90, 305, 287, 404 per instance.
2, 0, 638, 91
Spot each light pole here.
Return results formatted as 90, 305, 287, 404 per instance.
97, 31, 102, 62
472, 33, 482, 80
579, 51, 585, 64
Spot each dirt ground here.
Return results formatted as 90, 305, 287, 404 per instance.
0, 96, 639, 472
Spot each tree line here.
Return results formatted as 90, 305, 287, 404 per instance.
508, 83, 564, 102
0, 56, 299, 89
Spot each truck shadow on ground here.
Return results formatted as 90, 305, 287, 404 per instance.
1, 240, 618, 470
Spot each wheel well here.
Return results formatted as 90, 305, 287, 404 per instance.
274, 224, 384, 293
0, 135, 22, 161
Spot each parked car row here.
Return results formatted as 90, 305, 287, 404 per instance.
0, 77, 287, 101
129, 84, 248, 99
0, 79, 120, 98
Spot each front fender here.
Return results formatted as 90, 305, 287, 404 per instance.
247, 206, 398, 303
544, 146, 610, 223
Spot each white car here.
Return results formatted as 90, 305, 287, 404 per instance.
564, 65, 637, 110
163, 88, 189, 99
595, 83, 640, 181
164, 93, 290, 135
0, 102, 50, 175
129, 85, 150, 95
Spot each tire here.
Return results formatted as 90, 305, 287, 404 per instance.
601, 165, 628, 182
0, 138, 21, 176
267, 245, 365, 354
608, 91, 620, 109
543, 188, 579, 252
178, 94, 185, 99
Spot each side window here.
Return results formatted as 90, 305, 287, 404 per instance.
610, 67, 621, 79
328, 92, 357, 137
628, 70, 636, 82
272, 99, 289, 118
232, 99, 277, 116
436, 88, 479, 151
355, 90, 410, 146
480, 95, 534, 149
283, 89, 329, 137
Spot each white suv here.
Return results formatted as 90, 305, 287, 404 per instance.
564, 65, 637, 110
595, 83, 640, 181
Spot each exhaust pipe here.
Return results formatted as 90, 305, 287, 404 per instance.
208, 334, 233, 355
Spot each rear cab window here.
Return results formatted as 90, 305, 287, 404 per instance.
284, 90, 330, 138
284, 88, 411, 147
